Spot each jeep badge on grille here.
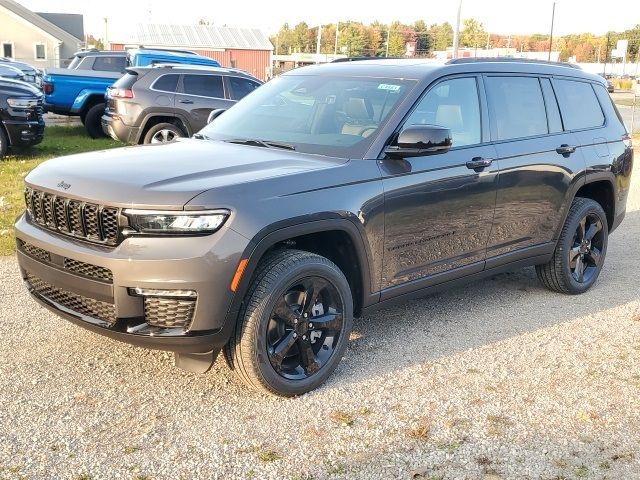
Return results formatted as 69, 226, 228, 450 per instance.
57, 181, 71, 190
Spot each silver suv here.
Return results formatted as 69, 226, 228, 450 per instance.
101, 64, 262, 144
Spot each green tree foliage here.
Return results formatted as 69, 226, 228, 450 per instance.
429, 23, 453, 51
460, 18, 487, 48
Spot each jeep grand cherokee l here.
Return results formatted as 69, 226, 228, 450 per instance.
15, 59, 633, 396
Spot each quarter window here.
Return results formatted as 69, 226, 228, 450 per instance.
485, 76, 548, 141
182, 74, 224, 98
553, 79, 604, 130
229, 76, 260, 100
152, 74, 179, 93
405, 77, 481, 147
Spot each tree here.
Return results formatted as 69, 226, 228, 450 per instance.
413, 20, 432, 56
429, 22, 453, 51
460, 18, 487, 48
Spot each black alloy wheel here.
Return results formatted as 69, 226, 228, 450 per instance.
569, 213, 605, 284
266, 276, 345, 380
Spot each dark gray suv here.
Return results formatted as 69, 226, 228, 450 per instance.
101, 64, 262, 144
16, 59, 634, 396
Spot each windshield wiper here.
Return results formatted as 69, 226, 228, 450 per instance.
225, 138, 296, 151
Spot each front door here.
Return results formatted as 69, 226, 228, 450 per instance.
379, 76, 498, 297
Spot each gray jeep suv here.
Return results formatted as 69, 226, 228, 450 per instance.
16, 59, 634, 396
101, 64, 262, 144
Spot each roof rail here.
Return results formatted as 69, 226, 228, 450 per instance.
446, 57, 582, 69
134, 47, 198, 55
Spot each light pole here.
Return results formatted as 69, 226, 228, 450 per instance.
316, 25, 322, 63
334, 21, 339, 55
385, 24, 391, 57
548, 1, 556, 61
452, 0, 462, 59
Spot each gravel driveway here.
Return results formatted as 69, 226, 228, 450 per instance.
1, 174, 639, 480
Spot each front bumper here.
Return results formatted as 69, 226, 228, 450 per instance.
15, 213, 249, 353
2, 120, 45, 147
101, 114, 140, 144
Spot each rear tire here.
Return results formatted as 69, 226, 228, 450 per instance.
0, 128, 7, 158
84, 104, 106, 138
224, 249, 353, 396
536, 197, 608, 294
143, 123, 184, 144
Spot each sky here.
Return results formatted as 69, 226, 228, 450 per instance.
16, 0, 640, 40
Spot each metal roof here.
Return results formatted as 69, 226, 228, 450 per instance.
115, 24, 273, 52
0, 0, 83, 44
36, 12, 84, 41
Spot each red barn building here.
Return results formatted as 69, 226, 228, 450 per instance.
109, 24, 273, 80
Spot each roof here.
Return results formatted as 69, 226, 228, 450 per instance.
36, 12, 84, 41
112, 24, 273, 51
0, 0, 83, 44
287, 58, 604, 85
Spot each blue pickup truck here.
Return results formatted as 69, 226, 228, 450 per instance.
43, 49, 220, 137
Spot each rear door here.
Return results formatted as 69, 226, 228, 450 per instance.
484, 74, 586, 266
175, 73, 234, 132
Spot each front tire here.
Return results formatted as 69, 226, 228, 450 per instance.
224, 250, 353, 396
536, 197, 608, 294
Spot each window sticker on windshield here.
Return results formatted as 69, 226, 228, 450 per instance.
378, 83, 401, 92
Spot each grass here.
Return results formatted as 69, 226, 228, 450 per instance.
0, 126, 119, 255
256, 449, 281, 463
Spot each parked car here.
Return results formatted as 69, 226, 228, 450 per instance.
0, 64, 26, 82
43, 49, 222, 138
0, 58, 42, 87
0, 78, 44, 157
607, 79, 615, 93
102, 64, 263, 144
16, 58, 633, 396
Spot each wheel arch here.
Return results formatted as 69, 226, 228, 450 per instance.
574, 177, 615, 233
223, 217, 376, 330
137, 113, 191, 143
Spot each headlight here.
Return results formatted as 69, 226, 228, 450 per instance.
124, 209, 229, 235
7, 97, 39, 108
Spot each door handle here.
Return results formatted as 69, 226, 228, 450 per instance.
466, 157, 493, 171
556, 144, 577, 156
179, 99, 194, 104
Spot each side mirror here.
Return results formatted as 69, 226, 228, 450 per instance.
207, 109, 226, 124
384, 124, 452, 158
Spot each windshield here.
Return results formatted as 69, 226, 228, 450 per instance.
199, 75, 415, 158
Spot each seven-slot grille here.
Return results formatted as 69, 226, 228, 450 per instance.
24, 187, 120, 245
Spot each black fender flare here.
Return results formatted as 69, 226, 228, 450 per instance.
221, 215, 378, 332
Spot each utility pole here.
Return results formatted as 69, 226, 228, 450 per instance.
385, 24, 391, 57
452, 0, 462, 59
104, 17, 108, 49
604, 32, 610, 75
316, 25, 322, 63
548, 1, 555, 61
334, 21, 339, 55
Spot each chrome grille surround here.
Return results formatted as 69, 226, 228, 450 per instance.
24, 187, 121, 246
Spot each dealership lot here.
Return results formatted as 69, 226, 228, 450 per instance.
0, 172, 637, 479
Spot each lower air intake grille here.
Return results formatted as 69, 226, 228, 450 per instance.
144, 297, 196, 329
63, 258, 113, 283
26, 273, 116, 325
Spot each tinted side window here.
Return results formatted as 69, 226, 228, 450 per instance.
182, 74, 224, 98
405, 77, 481, 147
485, 76, 548, 141
229, 76, 260, 100
93, 56, 126, 72
152, 74, 179, 93
554, 79, 604, 130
